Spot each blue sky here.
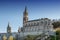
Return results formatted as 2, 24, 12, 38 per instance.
0, 0, 60, 33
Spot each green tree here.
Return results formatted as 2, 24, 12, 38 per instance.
56, 30, 60, 35
52, 22, 60, 28
24, 35, 35, 40
56, 30, 60, 40
50, 35, 55, 40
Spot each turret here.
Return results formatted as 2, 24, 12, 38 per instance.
7, 22, 11, 33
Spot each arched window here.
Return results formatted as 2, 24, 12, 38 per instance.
37, 22, 39, 26
44, 21, 47, 25
34, 23, 36, 26
29, 24, 30, 26
41, 21, 43, 25
48, 21, 50, 25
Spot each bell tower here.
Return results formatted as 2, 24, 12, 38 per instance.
23, 6, 28, 24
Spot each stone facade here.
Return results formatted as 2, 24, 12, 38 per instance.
23, 18, 53, 32
21, 18, 54, 36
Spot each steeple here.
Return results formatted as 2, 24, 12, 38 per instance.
23, 6, 28, 24
25, 6, 27, 13
24, 6, 28, 17
7, 22, 11, 33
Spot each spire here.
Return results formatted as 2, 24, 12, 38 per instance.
7, 22, 11, 33
7, 22, 11, 28
25, 6, 27, 12
24, 6, 28, 15
23, 6, 28, 24
8, 22, 10, 27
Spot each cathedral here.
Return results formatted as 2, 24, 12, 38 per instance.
20, 6, 54, 36
0, 7, 54, 40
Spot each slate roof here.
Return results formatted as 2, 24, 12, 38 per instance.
27, 18, 50, 22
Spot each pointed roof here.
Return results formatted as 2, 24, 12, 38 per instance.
24, 6, 28, 15
7, 22, 11, 29
8, 22, 10, 27
25, 6, 27, 12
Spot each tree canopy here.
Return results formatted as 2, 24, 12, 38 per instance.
52, 22, 60, 28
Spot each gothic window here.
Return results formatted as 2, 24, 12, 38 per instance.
32, 28, 33, 31
31, 23, 33, 26
48, 21, 50, 25
30, 23, 31, 26
37, 22, 39, 26
34, 23, 36, 26
32, 23, 34, 26
29, 24, 30, 26
41, 21, 43, 25
44, 21, 47, 25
